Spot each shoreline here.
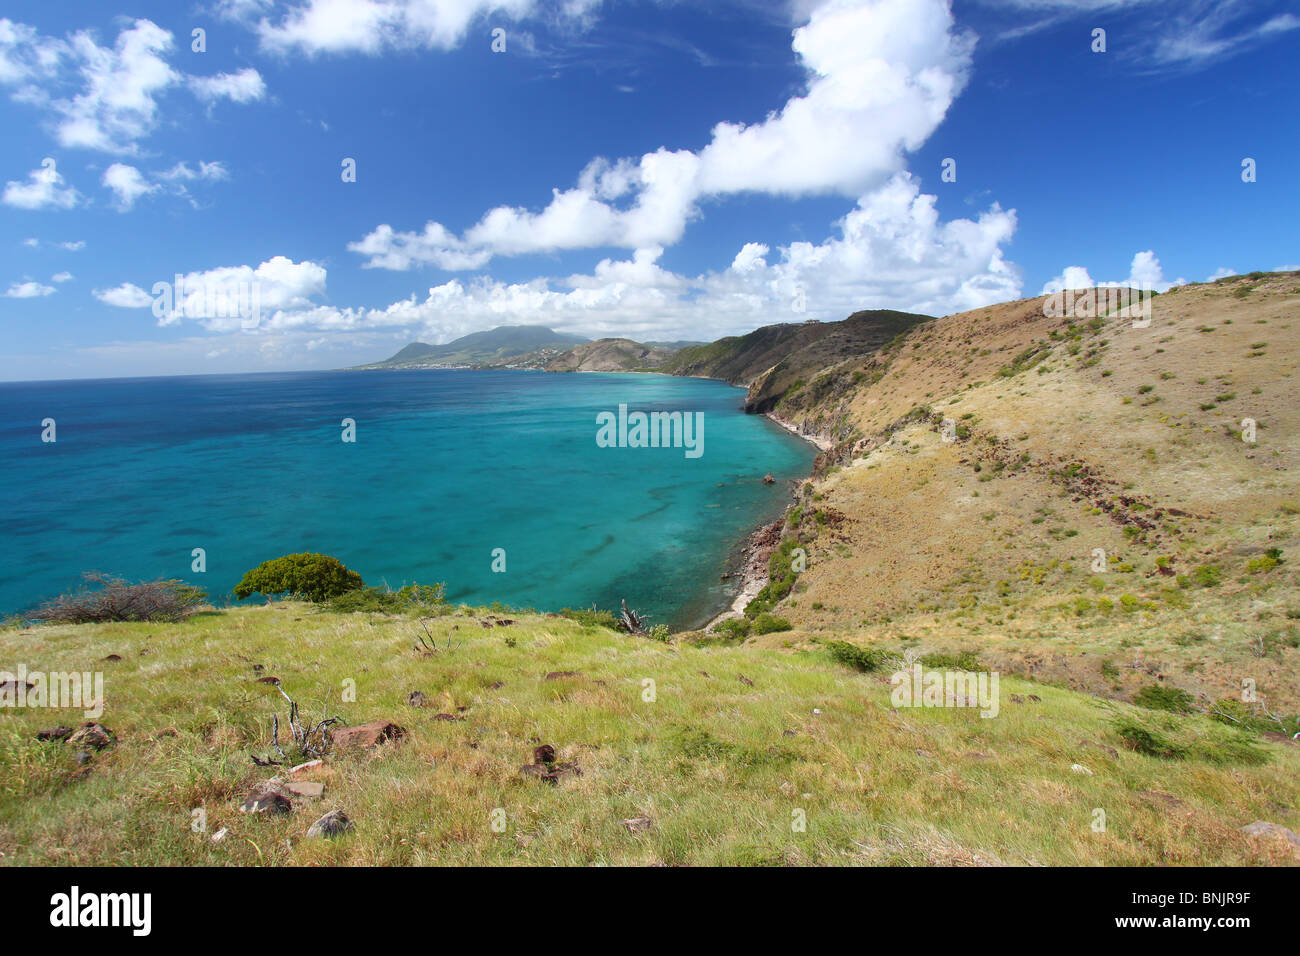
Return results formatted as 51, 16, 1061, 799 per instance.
699, 409, 829, 632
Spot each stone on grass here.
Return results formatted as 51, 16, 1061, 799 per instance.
306, 809, 354, 838
330, 720, 407, 751
241, 791, 292, 815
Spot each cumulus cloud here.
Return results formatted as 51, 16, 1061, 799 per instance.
103, 162, 159, 210
2, 157, 80, 209
1041, 250, 1184, 294
187, 67, 266, 103
94, 282, 154, 307
5, 280, 55, 298
351, 0, 977, 271
0, 18, 266, 153
51, 271, 73, 282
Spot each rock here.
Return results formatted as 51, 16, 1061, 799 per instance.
306, 809, 354, 838
762, 473, 776, 484
488, 681, 505, 689
75, 752, 93, 766
544, 671, 581, 681
519, 763, 550, 779
1240, 821, 1300, 848
257, 676, 281, 685
211, 828, 229, 843
494, 619, 516, 627
737, 675, 754, 687
431, 713, 462, 721
330, 720, 407, 751
67, 721, 115, 751
406, 691, 428, 707
533, 744, 557, 766
35, 726, 74, 742
1070, 763, 1093, 775
622, 816, 653, 834
545, 762, 582, 784
289, 759, 322, 774
284, 781, 325, 800
240, 791, 292, 815
101, 654, 122, 662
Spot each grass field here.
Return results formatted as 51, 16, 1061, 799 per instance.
2, 602, 1298, 866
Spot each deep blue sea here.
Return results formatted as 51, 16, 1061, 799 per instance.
0, 370, 814, 627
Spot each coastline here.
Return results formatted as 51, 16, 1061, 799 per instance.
699, 409, 829, 633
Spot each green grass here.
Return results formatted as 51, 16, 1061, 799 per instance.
1, 603, 1298, 866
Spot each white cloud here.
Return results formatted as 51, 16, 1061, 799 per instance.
51, 271, 73, 282
247, 174, 1020, 344
1206, 267, 1236, 281
5, 280, 56, 297
187, 67, 266, 103
21, 237, 39, 247
58, 239, 85, 250
2, 157, 80, 209
1041, 250, 1184, 294
102, 162, 159, 210
1, 19, 265, 153
158, 160, 230, 182
249, 0, 541, 55
351, 0, 975, 271
94, 282, 154, 307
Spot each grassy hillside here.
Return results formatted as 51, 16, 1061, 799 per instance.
2, 603, 1297, 865
711, 272, 1300, 727
356, 326, 589, 369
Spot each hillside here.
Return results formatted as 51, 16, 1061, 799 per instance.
700, 271, 1300, 726
357, 326, 589, 369
2, 603, 1297, 865
658, 309, 932, 416
543, 338, 677, 372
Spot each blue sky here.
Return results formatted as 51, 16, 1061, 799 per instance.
1, 0, 1296, 380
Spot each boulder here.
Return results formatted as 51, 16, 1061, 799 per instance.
35, 726, 73, 742
306, 809, 354, 838
1240, 821, 1300, 848
241, 791, 292, 815
67, 721, 115, 751
330, 720, 407, 751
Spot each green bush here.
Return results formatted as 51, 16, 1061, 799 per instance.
713, 618, 752, 640
558, 607, 621, 630
919, 649, 983, 671
826, 640, 889, 672
234, 553, 363, 603
745, 538, 802, 617
328, 582, 446, 615
1133, 683, 1196, 714
751, 613, 792, 635
1116, 722, 1188, 759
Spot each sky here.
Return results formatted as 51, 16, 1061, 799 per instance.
0, 0, 1297, 381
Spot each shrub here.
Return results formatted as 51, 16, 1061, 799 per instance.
1116, 722, 1188, 759
233, 553, 363, 603
919, 649, 983, 671
712, 618, 752, 640
1133, 684, 1196, 714
558, 607, 621, 630
826, 640, 889, 672
751, 613, 792, 635
328, 582, 446, 615
745, 537, 802, 617
33, 572, 207, 624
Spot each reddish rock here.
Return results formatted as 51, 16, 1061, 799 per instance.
67, 722, 115, 751
330, 720, 407, 751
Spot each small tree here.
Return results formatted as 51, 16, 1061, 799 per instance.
234, 553, 363, 603
34, 573, 208, 624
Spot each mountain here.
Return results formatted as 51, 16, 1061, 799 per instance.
542, 338, 678, 372
656, 309, 932, 413
357, 325, 590, 369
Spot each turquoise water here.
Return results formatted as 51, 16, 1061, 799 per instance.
0, 369, 814, 627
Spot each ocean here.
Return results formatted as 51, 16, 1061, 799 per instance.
0, 369, 815, 627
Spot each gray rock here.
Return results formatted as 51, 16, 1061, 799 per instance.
306, 809, 354, 838
1240, 821, 1300, 847
241, 791, 292, 815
